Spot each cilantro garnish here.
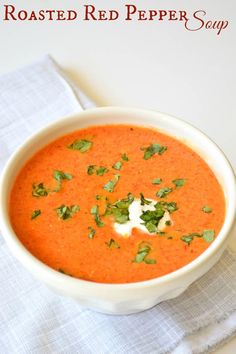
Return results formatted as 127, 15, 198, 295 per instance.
106, 193, 134, 224
203, 229, 215, 242
91, 205, 104, 227
87, 165, 109, 176
121, 153, 129, 161
88, 226, 96, 239
202, 206, 212, 213
103, 174, 120, 193
106, 239, 120, 249
53, 170, 73, 181
32, 183, 48, 197
31, 209, 41, 219
181, 230, 214, 245
133, 242, 156, 264
68, 139, 93, 152
55, 204, 80, 220
140, 193, 152, 206
156, 187, 173, 198
141, 143, 167, 160
112, 161, 122, 170
152, 178, 162, 185
172, 179, 186, 188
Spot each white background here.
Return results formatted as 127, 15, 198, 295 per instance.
0, 0, 235, 352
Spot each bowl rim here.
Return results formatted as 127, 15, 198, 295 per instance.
0, 106, 236, 291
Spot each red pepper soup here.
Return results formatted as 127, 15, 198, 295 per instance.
9, 125, 225, 283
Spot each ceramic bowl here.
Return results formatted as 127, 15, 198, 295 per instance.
0, 107, 235, 315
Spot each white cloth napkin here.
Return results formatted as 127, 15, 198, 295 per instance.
1, 55, 236, 354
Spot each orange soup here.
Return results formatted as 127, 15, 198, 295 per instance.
10, 125, 225, 283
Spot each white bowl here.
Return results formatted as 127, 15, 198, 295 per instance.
0, 107, 236, 315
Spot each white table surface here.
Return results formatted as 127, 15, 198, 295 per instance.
0, 0, 235, 352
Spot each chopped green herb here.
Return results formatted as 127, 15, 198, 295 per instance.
68, 139, 93, 153
52, 170, 73, 192
181, 234, 194, 245
88, 226, 96, 239
95, 195, 101, 200
202, 206, 212, 213
152, 178, 162, 185
181, 232, 203, 245
91, 205, 104, 227
87, 165, 109, 176
142, 143, 167, 160
96, 166, 109, 176
87, 165, 96, 175
121, 153, 129, 161
145, 221, 157, 233
53, 170, 73, 181
155, 201, 178, 213
103, 174, 120, 193
167, 236, 173, 240
106, 193, 134, 224
140, 206, 165, 233
172, 179, 186, 188
58, 268, 73, 277
156, 231, 166, 235
112, 161, 122, 170
140, 193, 152, 206
32, 183, 48, 197
55, 204, 80, 220
144, 258, 157, 264
165, 220, 171, 226
156, 187, 173, 198
106, 238, 120, 249
133, 242, 156, 264
203, 229, 215, 243
31, 209, 41, 219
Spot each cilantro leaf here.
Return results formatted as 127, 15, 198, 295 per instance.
88, 226, 96, 239
172, 179, 186, 188
87, 165, 108, 176
121, 153, 129, 161
55, 204, 80, 220
152, 178, 162, 185
202, 206, 212, 213
107, 193, 134, 224
53, 170, 73, 181
112, 161, 122, 170
32, 183, 48, 197
31, 209, 41, 219
96, 166, 109, 176
106, 238, 120, 249
140, 193, 152, 206
87, 165, 96, 175
142, 143, 167, 160
156, 187, 173, 198
91, 205, 104, 227
68, 139, 93, 152
103, 174, 120, 193
203, 229, 215, 243
133, 242, 156, 264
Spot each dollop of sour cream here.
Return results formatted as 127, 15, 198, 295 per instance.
114, 198, 171, 237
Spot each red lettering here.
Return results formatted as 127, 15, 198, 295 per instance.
159, 10, 167, 21
84, 5, 97, 20
169, 10, 178, 21
67, 10, 77, 21
18, 10, 27, 20
4, 5, 17, 20
125, 5, 137, 20
179, 11, 188, 22
149, 10, 158, 20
